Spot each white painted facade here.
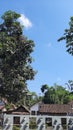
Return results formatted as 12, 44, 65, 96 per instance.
30, 102, 41, 115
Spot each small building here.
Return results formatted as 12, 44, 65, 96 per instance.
0, 104, 6, 126
39, 104, 70, 116
3, 105, 30, 126
30, 101, 73, 116
3, 105, 30, 115
30, 102, 42, 115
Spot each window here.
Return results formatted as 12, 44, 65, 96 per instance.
13, 117, 20, 125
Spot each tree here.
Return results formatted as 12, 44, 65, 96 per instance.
43, 86, 56, 104
26, 92, 42, 107
41, 84, 70, 104
58, 17, 73, 55
41, 84, 48, 93
58, 17, 73, 94
54, 84, 69, 104
65, 80, 73, 93
0, 10, 35, 104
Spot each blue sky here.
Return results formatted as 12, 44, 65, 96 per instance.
1, 0, 73, 95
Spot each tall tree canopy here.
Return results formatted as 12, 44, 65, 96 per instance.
65, 80, 73, 93
58, 17, 73, 55
0, 10, 35, 104
58, 17, 73, 94
41, 84, 73, 104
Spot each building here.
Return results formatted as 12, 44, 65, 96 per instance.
3, 105, 30, 115
30, 101, 73, 116
3, 105, 30, 126
30, 101, 42, 115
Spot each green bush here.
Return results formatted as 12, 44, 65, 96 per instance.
29, 123, 37, 129
29, 118, 37, 129
13, 125, 20, 130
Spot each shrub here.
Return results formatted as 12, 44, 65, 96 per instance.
13, 125, 20, 130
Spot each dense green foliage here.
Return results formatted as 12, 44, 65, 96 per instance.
65, 80, 73, 92
58, 17, 73, 55
57, 17, 73, 104
0, 10, 35, 104
25, 92, 38, 106
41, 84, 73, 104
29, 118, 37, 129
13, 126, 20, 130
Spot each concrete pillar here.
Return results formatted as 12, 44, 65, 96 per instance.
36, 116, 45, 130
20, 115, 29, 130
52, 117, 63, 130
3, 114, 13, 130
67, 117, 73, 130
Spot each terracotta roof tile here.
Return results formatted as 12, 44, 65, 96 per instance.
0, 106, 4, 110
3, 105, 30, 115
39, 104, 70, 114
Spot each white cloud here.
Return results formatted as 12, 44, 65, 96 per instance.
18, 14, 32, 29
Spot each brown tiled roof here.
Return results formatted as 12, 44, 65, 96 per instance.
14, 105, 29, 113
39, 104, 71, 114
12, 112, 29, 115
3, 105, 30, 115
0, 106, 4, 110
68, 100, 73, 105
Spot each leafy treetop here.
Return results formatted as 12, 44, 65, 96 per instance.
58, 17, 73, 55
0, 10, 35, 104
